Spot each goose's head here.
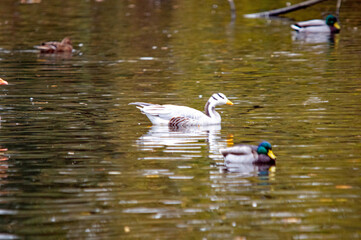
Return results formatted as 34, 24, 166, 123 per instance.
257, 141, 276, 160
209, 93, 233, 106
325, 15, 340, 30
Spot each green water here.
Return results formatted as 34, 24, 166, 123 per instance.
0, 0, 360, 239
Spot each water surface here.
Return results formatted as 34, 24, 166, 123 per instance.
0, 0, 360, 239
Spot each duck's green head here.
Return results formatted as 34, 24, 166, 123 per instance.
326, 15, 340, 30
257, 141, 276, 160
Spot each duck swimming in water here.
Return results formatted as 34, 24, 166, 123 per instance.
220, 141, 276, 165
291, 15, 340, 33
35, 37, 73, 53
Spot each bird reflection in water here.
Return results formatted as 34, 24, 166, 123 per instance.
222, 161, 276, 178
0, 148, 9, 181
0, 78, 8, 126
135, 125, 230, 160
291, 31, 338, 45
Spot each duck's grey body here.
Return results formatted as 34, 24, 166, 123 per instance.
220, 144, 268, 164
291, 19, 331, 33
220, 142, 276, 165
291, 15, 340, 34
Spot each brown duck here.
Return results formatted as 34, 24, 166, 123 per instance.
36, 37, 73, 53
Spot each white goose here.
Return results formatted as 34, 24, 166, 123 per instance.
129, 93, 233, 126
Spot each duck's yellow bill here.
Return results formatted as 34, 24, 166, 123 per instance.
226, 100, 234, 105
268, 150, 276, 160
334, 22, 341, 30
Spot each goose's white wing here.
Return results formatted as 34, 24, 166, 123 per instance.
142, 104, 206, 120
130, 102, 209, 125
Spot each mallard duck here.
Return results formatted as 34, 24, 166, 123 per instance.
35, 37, 73, 53
129, 93, 233, 127
291, 15, 340, 33
220, 141, 276, 165
0, 78, 8, 85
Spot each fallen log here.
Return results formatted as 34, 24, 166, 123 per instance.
244, 0, 328, 18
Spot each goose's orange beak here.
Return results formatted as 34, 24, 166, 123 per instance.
0, 78, 8, 85
226, 100, 234, 105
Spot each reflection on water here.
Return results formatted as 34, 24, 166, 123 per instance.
0, 0, 360, 239
223, 160, 275, 176
135, 125, 227, 160
0, 148, 9, 180
38, 52, 73, 61
291, 31, 337, 44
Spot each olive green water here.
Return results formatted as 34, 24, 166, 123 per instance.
0, 0, 360, 239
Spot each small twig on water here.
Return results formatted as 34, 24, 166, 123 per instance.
336, 0, 342, 17
228, 0, 236, 20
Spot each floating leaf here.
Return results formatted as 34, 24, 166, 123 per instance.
335, 185, 352, 189
282, 217, 301, 224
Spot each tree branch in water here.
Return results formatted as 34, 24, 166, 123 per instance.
244, 0, 328, 18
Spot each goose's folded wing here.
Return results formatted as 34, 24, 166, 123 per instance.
142, 105, 172, 117
129, 102, 168, 115
166, 105, 207, 119
143, 105, 206, 120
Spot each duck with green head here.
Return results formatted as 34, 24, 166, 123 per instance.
220, 141, 276, 165
291, 15, 340, 33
